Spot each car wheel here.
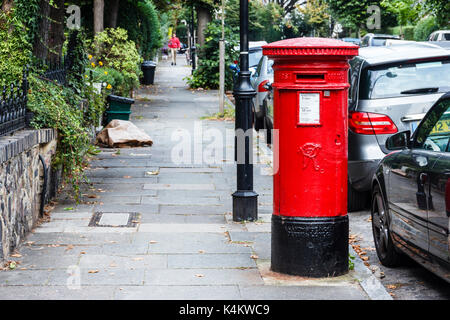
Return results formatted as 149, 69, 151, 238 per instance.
348, 182, 369, 212
371, 184, 403, 267
264, 116, 272, 145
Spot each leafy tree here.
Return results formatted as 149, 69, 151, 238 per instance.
325, 0, 397, 36
297, 0, 330, 37
423, 0, 450, 28
380, 0, 421, 37
185, 19, 238, 90
225, 0, 284, 42
268, 0, 306, 14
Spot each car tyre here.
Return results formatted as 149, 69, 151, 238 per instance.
264, 116, 272, 145
348, 182, 369, 212
371, 184, 403, 267
253, 103, 264, 131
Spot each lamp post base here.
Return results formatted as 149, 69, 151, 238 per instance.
271, 214, 349, 277
232, 190, 258, 222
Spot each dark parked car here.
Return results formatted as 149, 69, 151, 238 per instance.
371, 93, 450, 283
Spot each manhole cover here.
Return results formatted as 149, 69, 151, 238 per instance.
89, 212, 139, 227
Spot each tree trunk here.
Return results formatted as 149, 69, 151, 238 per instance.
47, 0, 65, 62
105, 0, 119, 28
196, 6, 211, 46
33, 0, 51, 61
93, 0, 104, 34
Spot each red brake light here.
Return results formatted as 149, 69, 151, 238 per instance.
258, 80, 270, 93
349, 111, 398, 135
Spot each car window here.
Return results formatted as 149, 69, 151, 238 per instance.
361, 36, 369, 47
249, 50, 263, 68
444, 33, 450, 41
414, 99, 450, 152
433, 33, 440, 41
359, 59, 450, 99
371, 38, 387, 46
255, 57, 263, 78
267, 60, 274, 74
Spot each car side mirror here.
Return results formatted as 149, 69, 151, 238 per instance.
263, 82, 272, 91
386, 130, 411, 150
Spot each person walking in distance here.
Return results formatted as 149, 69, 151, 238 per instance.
168, 33, 181, 66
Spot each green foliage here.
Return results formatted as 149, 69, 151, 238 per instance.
27, 75, 94, 201
185, 20, 239, 90
381, 0, 421, 29
66, 30, 89, 94
0, 9, 32, 86
325, 0, 397, 33
414, 16, 439, 41
297, 0, 330, 37
118, 0, 163, 60
12, 0, 40, 47
387, 25, 415, 39
423, 0, 450, 28
225, 0, 284, 42
88, 28, 143, 97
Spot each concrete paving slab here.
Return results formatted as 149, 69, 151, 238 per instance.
79, 254, 167, 269
143, 183, 215, 190
47, 268, 145, 286
239, 285, 368, 300
144, 268, 264, 286
167, 253, 257, 269
0, 285, 117, 300
114, 285, 241, 300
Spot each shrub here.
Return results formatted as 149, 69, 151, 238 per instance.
27, 75, 98, 200
185, 20, 239, 90
118, 0, 162, 60
88, 28, 142, 97
414, 16, 439, 41
0, 10, 32, 86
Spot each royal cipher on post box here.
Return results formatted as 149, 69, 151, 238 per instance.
262, 38, 359, 277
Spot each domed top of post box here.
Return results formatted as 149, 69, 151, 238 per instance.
263, 37, 358, 59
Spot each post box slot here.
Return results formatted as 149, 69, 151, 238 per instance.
296, 74, 325, 81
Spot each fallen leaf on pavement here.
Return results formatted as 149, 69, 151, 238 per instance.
123, 176, 131, 179
10, 253, 22, 258
250, 255, 259, 259
65, 245, 74, 251
88, 270, 99, 274
195, 274, 204, 278
149, 240, 158, 244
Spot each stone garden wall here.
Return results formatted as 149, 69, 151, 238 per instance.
0, 129, 58, 261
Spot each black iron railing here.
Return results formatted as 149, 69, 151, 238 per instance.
41, 58, 68, 86
0, 70, 28, 137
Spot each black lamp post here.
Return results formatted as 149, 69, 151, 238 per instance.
232, 0, 258, 222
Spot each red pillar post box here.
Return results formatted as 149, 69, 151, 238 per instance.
263, 38, 359, 277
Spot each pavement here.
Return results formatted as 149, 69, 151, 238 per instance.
0, 56, 392, 300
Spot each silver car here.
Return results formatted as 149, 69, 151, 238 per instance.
348, 43, 450, 211
250, 55, 274, 131
262, 42, 450, 211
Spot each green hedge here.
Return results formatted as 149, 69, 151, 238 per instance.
414, 16, 439, 41
387, 25, 415, 40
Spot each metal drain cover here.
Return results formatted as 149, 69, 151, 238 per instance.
89, 212, 139, 227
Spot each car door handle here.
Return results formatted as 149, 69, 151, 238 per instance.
401, 113, 427, 122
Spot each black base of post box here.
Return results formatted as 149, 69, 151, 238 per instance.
271, 214, 349, 277
232, 190, 258, 222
